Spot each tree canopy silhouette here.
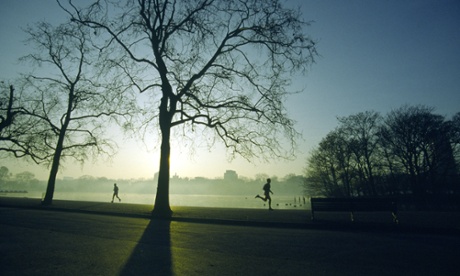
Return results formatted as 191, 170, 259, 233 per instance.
62, 0, 317, 216
19, 21, 133, 205
304, 106, 460, 205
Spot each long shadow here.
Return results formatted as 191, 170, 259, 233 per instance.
120, 219, 172, 275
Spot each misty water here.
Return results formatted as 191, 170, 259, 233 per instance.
5, 191, 309, 210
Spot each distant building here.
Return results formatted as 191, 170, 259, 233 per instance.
224, 170, 238, 182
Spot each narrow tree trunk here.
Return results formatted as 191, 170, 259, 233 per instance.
42, 132, 66, 205
152, 133, 172, 217
42, 87, 73, 206
152, 96, 174, 217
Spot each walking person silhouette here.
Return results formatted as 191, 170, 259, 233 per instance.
255, 178, 274, 210
111, 183, 121, 203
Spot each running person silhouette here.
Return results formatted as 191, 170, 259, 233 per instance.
111, 183, 121, 203
255, 178, 274, 210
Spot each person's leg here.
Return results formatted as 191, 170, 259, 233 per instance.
263, 193, 269, 202
256, 195, 266, 201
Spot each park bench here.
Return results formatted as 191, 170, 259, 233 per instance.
310, 197, 399, 224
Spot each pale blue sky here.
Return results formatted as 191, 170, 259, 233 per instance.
1, 1, 459, 180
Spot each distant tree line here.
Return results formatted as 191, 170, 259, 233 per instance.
0, 165, 304, 196
0, 166, 43, 192
304, 106, 460, 209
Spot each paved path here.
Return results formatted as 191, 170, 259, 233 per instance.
1, 197, 460, 235
2, 206, 460, 275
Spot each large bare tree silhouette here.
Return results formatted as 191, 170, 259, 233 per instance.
63, 0, 317, 216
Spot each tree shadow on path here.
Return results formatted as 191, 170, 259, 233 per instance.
120, 219, 172, 275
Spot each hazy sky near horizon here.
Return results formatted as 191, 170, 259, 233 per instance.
1, 0, 459, 181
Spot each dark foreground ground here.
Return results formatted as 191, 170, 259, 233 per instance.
1, 197, 460, 275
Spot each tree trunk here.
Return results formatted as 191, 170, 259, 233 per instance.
42, 131, 66, 205
152, 132, 172, 217
42, 88, 73, 206
152, 96, 174, 217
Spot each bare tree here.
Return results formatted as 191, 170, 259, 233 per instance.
305, 130, 355, 197
450, 113, 460, 168
305, 148, 340, 197
0, 84, 17, 133
0, 84, 26, 156
0, 83, 45, 161
379, 105, 455, 201
338, 111, 382, 196
61, 0, 317, 216
21, 20, 133, 205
